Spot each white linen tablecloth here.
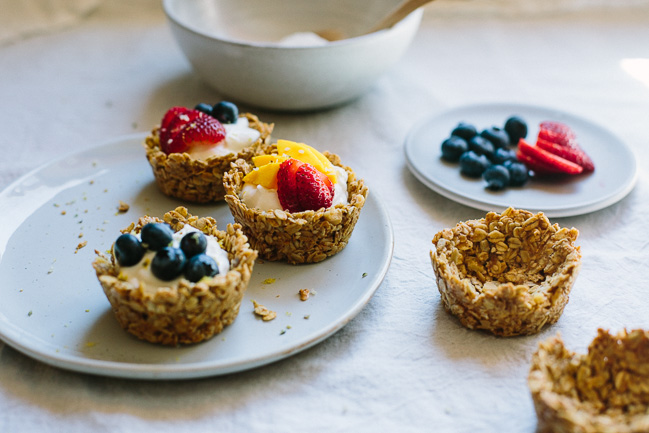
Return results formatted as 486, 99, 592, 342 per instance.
1, 1, 649, 432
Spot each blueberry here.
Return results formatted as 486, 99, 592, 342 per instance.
151, 247, 186, 281
211, 101, 238, 124
504, 161, 529, 186
504, 116, 528, 145
480, 127, 510, 149
441, 136, 468, 162
114, 233, 145, 266
483, 165, 510, 191
451, 122, 477, 141
180, 231, 207, 258
194, 103, 213, 115
141, 223, 174, 251
459, 151, 490, 177
468, 136, 495, 159
184, 254, 219, 283
490, 147, 518, 165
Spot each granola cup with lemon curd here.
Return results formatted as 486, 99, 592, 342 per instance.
430, 207, 581, 337
528, 329, 649, 433
92, 207, 257, 345
144, 103, 273, 203
223, 139, 368, 264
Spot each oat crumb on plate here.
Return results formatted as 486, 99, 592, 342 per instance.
299, 288, 310, 301
252, 300, 276, 321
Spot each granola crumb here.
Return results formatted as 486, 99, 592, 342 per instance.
262, 278, 276, 285
252, 300, 276, 321
61, 210, 67, 215
304, 315, 310, 320
75, 241, 88, 253
299, 288, 310, 301
117, 200, 130, 213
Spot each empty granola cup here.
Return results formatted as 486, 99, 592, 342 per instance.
144, 113, 273, 203
222, 150, 368, 264
528, 329, 649, 433
430, 207, 581, 337
92, 207, 257, 345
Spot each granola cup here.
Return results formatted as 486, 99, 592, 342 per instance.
92, 207, 257, 345
430, 207, 581, 337
528, 329, 649, 433
144, 113, 274, 203
222, 151, 369, 264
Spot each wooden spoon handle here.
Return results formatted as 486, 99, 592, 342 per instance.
367, 0, 435, 34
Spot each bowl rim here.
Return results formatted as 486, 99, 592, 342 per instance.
162, 0, 423, 50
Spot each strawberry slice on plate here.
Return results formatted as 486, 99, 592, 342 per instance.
518, 139, 583, 175
536, 137, 595, 172
538, 120, 576, 147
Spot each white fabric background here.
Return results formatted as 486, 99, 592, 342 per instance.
1, 1, 649, 432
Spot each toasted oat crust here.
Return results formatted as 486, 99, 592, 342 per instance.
143, 113, 273, 203
222, 148, 368, 264
430, 207, 581, 337
528, 329, 649, 433
92, 207, 257, 345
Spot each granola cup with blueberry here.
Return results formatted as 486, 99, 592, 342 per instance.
144, 101, 273, 203
222, 140, 368, 264
92, 207, 257, 345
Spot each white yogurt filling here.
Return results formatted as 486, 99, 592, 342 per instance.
240, 165, 349, 211
118, 225, 230, 292
188, 117, 261, 159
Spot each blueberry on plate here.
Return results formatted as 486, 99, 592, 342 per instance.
490, 147, 518, 165
504, 116, 528, 145
451, 122, 478, 141
480, 126, 510, 149
114, 233, 145, 266
211, 101, 239, 124
483, 164, 510, 190
141, 223, 174, 251
151, 247, 186, 281
185, 254, 219, 283
180, 231, 208, 258
468, 135, 495, 159
441, 136, 468, 162
194, 103, 213, 115
459, 150, 490, 177
504, 160, 530, 186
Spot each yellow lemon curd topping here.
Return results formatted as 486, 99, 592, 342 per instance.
242, 140, 337, 188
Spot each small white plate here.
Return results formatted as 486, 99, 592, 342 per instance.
404, 103, 637, 217
0, 134, 393, 380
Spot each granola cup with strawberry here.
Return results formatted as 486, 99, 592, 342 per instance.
144, 102, 273, 203
223, 140, 369, 264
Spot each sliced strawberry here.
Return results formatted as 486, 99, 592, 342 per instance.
518, 139, 583, 175
277, 159, 304, 213
536, 137, 595, 172
161, 106, 190, 130
538, 121, 576, 147
180, 114, 226, 148
295, 163, 333, 211
159, 109, 203, 153
516, 149, 563, 175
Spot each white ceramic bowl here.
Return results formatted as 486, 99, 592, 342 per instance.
163, 0, 423, 111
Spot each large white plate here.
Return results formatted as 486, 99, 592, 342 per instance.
0, 134, 393, 380
404, 103, 637, 217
